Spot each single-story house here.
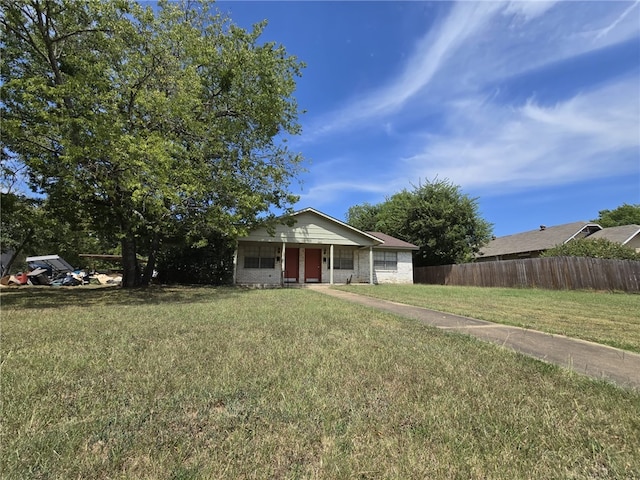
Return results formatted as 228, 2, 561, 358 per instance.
586, 224, 640, 253
234, 207, 419, 286
476, 221, 602, 262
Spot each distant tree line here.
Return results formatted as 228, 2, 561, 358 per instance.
592, 203, 640, 228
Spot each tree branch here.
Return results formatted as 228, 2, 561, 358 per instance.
53, 28, 111, 44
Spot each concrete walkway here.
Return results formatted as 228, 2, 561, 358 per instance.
311, 286, 640, 390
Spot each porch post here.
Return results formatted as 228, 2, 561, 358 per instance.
369, 246, 374, 284
329, 244, 334, 285
232, 241, 238, 285
281, 242, 286, 286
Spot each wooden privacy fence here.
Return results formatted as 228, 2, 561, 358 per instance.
413, 257, 640, 292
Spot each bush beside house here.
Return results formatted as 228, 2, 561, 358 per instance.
541, 238, 640, 261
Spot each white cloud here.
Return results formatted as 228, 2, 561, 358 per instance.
297, 1, 640, 209
297, 180, 394, 209
444, 1, 640, 93
303, 0, 640, 142
503, 1, 558, 22
403, 76, 640, 194
303, 2, 502, 141
593, 0, 639, 43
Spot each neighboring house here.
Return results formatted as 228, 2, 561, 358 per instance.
234, 207, 419, 286
586, 224, 640, 253
476, 221, 602, 262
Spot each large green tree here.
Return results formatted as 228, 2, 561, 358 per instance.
344, 203, 381, 232
1, 0, 304, 287
347, 179, 493, 266
593, 204, 640, 228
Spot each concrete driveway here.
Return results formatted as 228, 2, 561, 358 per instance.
312, 286, 640, 390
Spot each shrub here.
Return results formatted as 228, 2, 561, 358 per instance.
541, 238, 640, 261
155, 237, 235, 285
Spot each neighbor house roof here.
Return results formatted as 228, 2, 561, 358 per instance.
586, 224, 640, 245
477, 221, 602, 259
367, 232, 420, 250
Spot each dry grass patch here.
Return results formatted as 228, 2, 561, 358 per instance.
2, 286, 639, 479
337, 284, 640, 353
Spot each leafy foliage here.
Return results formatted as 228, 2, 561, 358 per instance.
0, 193, 112, 275
593, 204, 640, 228
541, 238, 640, 261
345, 203, 381, 232
1, 0, 305, 287
155, 234, 235, 285
347, 179, 493, 266
0, 193, 40, 275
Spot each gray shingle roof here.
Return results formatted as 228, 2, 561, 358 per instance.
587, 225, 640, 245
477, 222, 602, 258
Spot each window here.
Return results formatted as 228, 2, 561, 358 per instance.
374, 251, 397, 270
244, 246, 276, 269
333, 249, 354, 270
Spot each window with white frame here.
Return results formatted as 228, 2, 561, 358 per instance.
333, 249, 354, 270
244, 246, 276, 269
373, 251, 397, 270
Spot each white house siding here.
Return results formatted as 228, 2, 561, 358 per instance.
246, 211, 377, 247
627, 235, 640, 253
235, 243, 414, 285
234, 208, 418, 286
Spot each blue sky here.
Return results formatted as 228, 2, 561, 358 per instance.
220, 0, 640, 236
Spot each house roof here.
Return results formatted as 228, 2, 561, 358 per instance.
477, 221, 602, 258
586, 224, 640, 245
240, 207, 416, 250
367, 232, 420, 250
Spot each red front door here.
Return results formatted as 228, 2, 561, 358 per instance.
304, 248, 322, 283
284, 248, 299, 283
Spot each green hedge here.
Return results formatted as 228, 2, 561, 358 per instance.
541, 238, 640, 261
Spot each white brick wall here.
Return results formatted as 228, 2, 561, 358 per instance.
235, 245, 281, 285
236, 265, 281, 285
378, 251, 414, 284
353, 250, 414, 284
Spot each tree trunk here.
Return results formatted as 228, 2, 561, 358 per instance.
1, 228, 34, 277
141, 235, 160, 287
121, 232, 141, 288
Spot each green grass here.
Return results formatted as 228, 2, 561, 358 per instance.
336, 284, 640, 353
2, 286, 639, 479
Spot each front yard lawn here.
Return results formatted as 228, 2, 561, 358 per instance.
336, 284, 640, 353
2, 286, 639, 479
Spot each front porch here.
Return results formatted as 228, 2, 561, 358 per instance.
234, 243, 376, 286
